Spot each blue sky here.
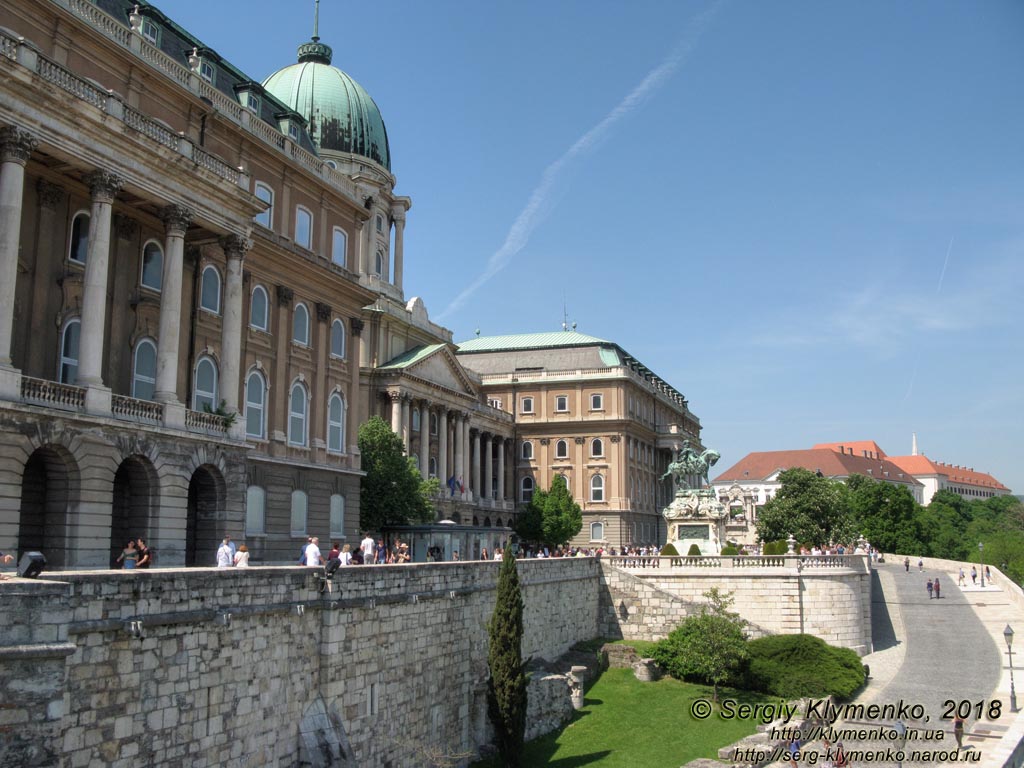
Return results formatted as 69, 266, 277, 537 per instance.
170, 1, 1024, 493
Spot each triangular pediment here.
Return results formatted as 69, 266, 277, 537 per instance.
381, 344, 478, 398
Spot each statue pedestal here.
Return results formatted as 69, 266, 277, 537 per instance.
663, 489, 727, 555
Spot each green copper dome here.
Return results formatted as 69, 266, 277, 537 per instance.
262, 40, 391, 171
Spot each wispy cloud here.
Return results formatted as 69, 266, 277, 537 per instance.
436, 2, 724, 322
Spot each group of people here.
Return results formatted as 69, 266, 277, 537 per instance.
297, 534, 412, 567
115, 538, 154, 569
216, 536, 249, 567
957, 565, 992, 586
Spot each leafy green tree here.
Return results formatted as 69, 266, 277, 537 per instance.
514, 477, 582, 548
652, 588, 749, 701
755, 468, 855, 546
846, 475, 922, 554
488, 546, 527, 767
358, 416, 436, 532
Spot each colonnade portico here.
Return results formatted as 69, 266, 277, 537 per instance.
384, 389, 513, 508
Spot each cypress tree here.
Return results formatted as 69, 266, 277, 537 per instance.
487, 546, 527, 766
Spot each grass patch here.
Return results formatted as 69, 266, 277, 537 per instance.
472, 668, 770, 767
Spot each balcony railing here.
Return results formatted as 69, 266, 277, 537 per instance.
20, 376, 85, 411
111, 394, 164, 425
185, 409, 228, 435
607, 554, 869, 572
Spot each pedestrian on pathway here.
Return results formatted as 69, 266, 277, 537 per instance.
971, 566, 978, 585
958, 568, 966, 587
834, 742, 848, 768
933, 577, 941, 599
918, 557, 924, 572
787, 737, 800, 768
953, 715, 965, 750
904, 557, 910, 573
927, 579, 934, 599
985, 565, 992, 583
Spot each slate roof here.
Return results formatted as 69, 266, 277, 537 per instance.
378, 344, 447, 370
456, 331, 610, 353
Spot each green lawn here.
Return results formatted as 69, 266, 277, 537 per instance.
472, 668, 770, 767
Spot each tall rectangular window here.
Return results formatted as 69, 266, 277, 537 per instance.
290, 490, 307, 537
246, 486, 266, 535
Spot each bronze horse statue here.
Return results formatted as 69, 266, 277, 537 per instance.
661, 442, 721, 491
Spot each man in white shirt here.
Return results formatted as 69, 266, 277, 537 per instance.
360, 532, 375, 564
216, 538, 233, 567
304, 537, 323, 567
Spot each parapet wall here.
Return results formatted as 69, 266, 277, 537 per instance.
0, 559, 600, 768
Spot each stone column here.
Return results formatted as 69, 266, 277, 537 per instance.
272, 286, 293, 442
472, 429, 481, 499
348, 318, 363, 456
391, 207, 405, 292
464, 420, 472, 499
419, 401, 429, 477
26, 180, 65, 377
219, 235, 251, 434
453, 413, 464, 490
483, 434, 493, 501
313, 302, 332, 451
154, 205, 193, 415
497, 437, 506, 503
0, 127, 36, 391
400, 395, 411, 452
78, 170, 123, 414
355, 217, 368, 276
389, 391, 402, 434
438, 408, 448, 483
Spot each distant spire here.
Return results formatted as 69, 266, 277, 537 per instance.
911, 432, 918, 456
296, 0, 332, 64
313, 0, 320, 41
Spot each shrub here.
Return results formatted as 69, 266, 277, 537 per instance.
660, 542, 680, 557
720, 545, 740, 556
687, 544, 702, 557
763, 540, 789, 555
745, 634, 866, 701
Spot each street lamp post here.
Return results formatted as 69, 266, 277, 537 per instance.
894, 719, 907, 768
979, 542, 985, 588
1005, 625, 1019, 713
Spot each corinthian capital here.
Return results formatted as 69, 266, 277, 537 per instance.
0, 126, 38, 165
160, 204, 193, 236
85, 170, 124, 204
36, 179, 65, 210
219, 234, 252, 260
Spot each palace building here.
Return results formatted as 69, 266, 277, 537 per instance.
0, 0, 516, 567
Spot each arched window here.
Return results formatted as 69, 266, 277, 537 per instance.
590, 521, 604, 541
288, 382, 308, 446
521, 476, 534, 503
293, 303, 310, 346
430, 414, 438, 435
330, 318, 345, 358
246, 485, 265, 535
411, 408, 420, 432
290, 489, 307, 537
330, 494, 345, 538
200, 265, 221, 314
59, 318, 81, 384
245, 370, 266, 439
68, 212, 90, 264
374, 248, 384, 276
193, 356, 218, 412
375, 214, 384, 233
521, 441, 533, 460
132, 338, 157, 400
555, 440, 568, 459
496, 518, 503, 528
295, 206, 312, 249
429, 457, 437, 478
254, 182, 274, 229
327, 392, 345, 453
484, 516, 491, 527
591, 438, 604, 457
250, 285, 268, 331
140, 241, 163, 291
331, 227, 347, 267
558, 474, 569, 490
591, 474, 605, 502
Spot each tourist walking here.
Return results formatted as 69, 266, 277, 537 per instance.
904, 557, 910, 573
360, 532, 375, 564
327, 541, 341, 561
233, 544, 250, 567
927, 579, 934, 599
116, 539, 138, 569
340, 543, 352, 565
953, 715, 965, 750
971, 566, 977, 585
933, 577, 941, 599
135, 538, 152, 569
376, 539, 387, 564
216, 537, 233, 567
304, 537, 323, 567
958, 568, 966, 587
985, 565, 992, 583
918, 558, 924, 572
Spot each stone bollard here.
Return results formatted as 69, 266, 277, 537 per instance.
632, 658, 661, 682
568, 666, 587, 710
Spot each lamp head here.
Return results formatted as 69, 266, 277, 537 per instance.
1005, 625, 1014, 649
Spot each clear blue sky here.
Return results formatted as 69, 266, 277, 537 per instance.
170, 1, 1024, 493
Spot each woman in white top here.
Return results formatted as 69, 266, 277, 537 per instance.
340, 543, 352, 566
233, 544, 250, 567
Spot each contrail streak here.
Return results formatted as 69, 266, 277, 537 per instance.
437, 2, 723, 322
936, 236, 953, 294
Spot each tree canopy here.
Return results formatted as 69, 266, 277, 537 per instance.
755, 468, 856, 546
514, 476, 582, 548
358, 416, 438, 532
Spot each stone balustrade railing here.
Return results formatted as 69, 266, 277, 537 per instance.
111, 395, 164, 425
20, 376, 86, 411
185, 409, 229, 434
606, 554, 869, 572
